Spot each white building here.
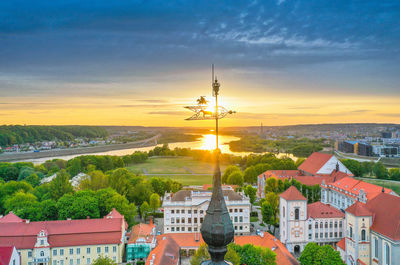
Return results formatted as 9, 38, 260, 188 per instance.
0, 246, 20, 265
279, 186, 345, 256
163, 189, 251, 235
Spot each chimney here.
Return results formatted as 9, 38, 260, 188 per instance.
87, 216, 90, 219
149, 217, 153, 226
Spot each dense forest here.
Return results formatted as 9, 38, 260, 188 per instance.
0, 125, 108, 146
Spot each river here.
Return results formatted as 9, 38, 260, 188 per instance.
12, 134, 297, 164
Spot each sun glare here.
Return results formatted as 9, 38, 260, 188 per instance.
199, 134, 218, 150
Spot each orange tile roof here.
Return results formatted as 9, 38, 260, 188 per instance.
128, 222, 155, 244
234, 234, 299, 265
345, 201, 373, 217
328, 177, 394, 200
365, 193, 400, 240
280, 186, 307, 201
336, 238, 346, 251
307, 202, 345, 219
158, 233, 298, 265
357, 259, 367, 265
298, 152, 333, 175
145, 237, 179, 265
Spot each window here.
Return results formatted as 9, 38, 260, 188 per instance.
60, 249, 64, 256
325, 222, 328, 228
315, 233, 318, 239
177, 218, 180, 224
283, 207, 285, 217
374, 237, 378, 258
171, 227, 175, 232
315, 223, 318, 229
240, 226, 243, 230
77, 248, 80, 255
234, 216, 238, 222
335, 221, 338, 228
229, 209, 232, 213
60, 261, 64, 265
188, 210, 191, 214
320, 222, 323, 228
41, 240, 44, 245
194, 210, 198, 214
28, 251, 32, 258
182, 227, 185, 231
97, 247, 101, 254
87, 258, 91, 265
309, 224, 312, 230
182, 210, 185, 214
188, 218, 192, 223
200, 210, 204, 214
176, 227, 180, 231
69, 259, 73, 265
339, 232, 342, 237
294, 208, 299, 220
171, 210, 174, 214
330, 232, 333, 238
171, 217, 175, 224
105, 247, 109, 253
200, 217, 203, 223
384, 242, 390, 265
194, 227, 198, 232
40, 251, 44, 257
325, 232, 328, 238
239, 209, 243, 213
113, 246, 117, 253
87, 248, 91, 254
53, 261, 57, 265
69, 249, 73, 255
330, 222, 333, 228
181, 218, 185, 223
239, 216, 243, 222
194, 218, 198, 223
113, 257, 116, 262
361, 229, 366, 241
309, 234, 312, 239
350, 227, 353, 238
77, 259, 80, 265
320, 233, 323, 238
53, 250, 57, 256
335, 232, 338, 238
234, 209, 238, 213
339, 221, 342, 228
177, 210, 180, 214
188, 227, 192, 232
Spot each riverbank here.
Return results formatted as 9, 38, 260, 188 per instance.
0, 134, 161, 162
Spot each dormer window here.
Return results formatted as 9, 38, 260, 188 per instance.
40, 251, 44, 257
41, 240, 44, 245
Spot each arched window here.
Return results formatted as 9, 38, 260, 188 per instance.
295, 208, 299, 220
283, 207, 285, 218
350, 227, 353, 238
384, 242, 390, 265
374, 237, 378, 258
40, 251, 44, 257
361, 229, 366, 241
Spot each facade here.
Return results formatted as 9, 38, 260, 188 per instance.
0, 246, 20, 265
338, 193, 400, 265
126, 220, 156, 263
258, 152, 353, 197
321, 176, 397, 211
0, 209, 127, 265
162, 189, 251, 235
279, 186, 345, 255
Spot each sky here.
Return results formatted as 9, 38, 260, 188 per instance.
0, 0, 399, 127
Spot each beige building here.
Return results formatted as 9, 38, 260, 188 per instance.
162, 188, 251, 235
0, 209, 127, 265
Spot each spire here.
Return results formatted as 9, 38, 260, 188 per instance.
336, 162, 340, 172
382, 186, 385, 193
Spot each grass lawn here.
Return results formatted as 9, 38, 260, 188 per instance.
355, 177, 400, 194
126, 157, 228, 186
250, 216, 259, 222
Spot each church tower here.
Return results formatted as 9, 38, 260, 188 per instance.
279, 186, 308, 255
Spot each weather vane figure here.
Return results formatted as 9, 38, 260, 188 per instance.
185, 64, 236, 265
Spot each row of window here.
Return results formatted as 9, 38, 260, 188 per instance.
170, 216, 244, 224
28, 246, 117, 258
169, 208, 245, 214
309, 232, 343, 239
170, 225, 246, 232
309, 221, 343, 229
349, 227, 368, 241
372, 236, 391, 265
28, 257, 117, 265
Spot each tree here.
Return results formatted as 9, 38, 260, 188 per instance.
25, 173, 40, 187
49, 170, 73, 200
389, 168, 400, 181
129, 181, 154, 206
227, 171, 244, 186
231, 244, 276, 265
341, 159, 361, 177
149, 193, 161, 213
222, 165, 241, 184
244, 185, 257, 205
264, 177, 279, 194
244, 166, 258, 184
4, 191, 41, 220
92, 256, 117, 265
261, 202, 274, 225
149, 177, 167, 198
190, 244, 240, 265
108, 168, 131, 196
299, 243, 344, 265
140, 201, 151, 219
40, 199, 58, 220
373, 162, 388, 179
80, 170, 109, 191
57, 190, 100, 220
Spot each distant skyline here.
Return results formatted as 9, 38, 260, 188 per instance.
0, 0, 399, 126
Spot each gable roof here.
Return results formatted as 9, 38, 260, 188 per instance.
298, 152, 333, 175
365, 193, 400, 240
0, 246, 14, 265
307, 202, 345, 219
345, 201, 372, 217
0, 212, 23, 223
0, 211, 126, 249
279, 186, 307, 201
128, 222, 155, 244
146, 237, 179, 265
336, 238, 346, 251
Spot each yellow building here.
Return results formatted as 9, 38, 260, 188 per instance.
0, 209, 127, 265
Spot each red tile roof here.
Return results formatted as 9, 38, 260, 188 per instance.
365, 193, 400, 240
0, 246, 14, 265
298, 152, 333, 175
345, 201, 372, 217
157, 233, 298, 265
336, 238, 346, 251
328, 177, 394, 200
0, 210, 126, 249
280, 186, 307, 201
128, 222, 155, 244
357, 259, 367, 265
0, 212, 23, 223
145, 237, 179, 265
307, 202, 345, 219
234, 234, 299, 265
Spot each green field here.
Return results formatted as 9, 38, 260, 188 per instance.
126, 157, 227, 186
355, 177, 400, 194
